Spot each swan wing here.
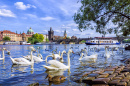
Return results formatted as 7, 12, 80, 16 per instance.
54, 54, 60, 59
48, 60, 67, 69
43, 65, 60, 71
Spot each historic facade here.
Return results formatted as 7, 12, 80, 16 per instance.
0, 28, 34, 41
48, 27, 54, 41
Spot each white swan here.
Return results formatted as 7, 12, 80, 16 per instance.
79, 53, 97, 62
43, 49, 73, 70
0, 48, 6, 60
45, 50, 66, 62
10, 48, 35, 65
104, 47, 110, 59
80, 49, 97, 62
23, 47, 43, 62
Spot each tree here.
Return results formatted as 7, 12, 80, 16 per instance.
39, 34, 44, 42
74, 0, 130, 36
28, 33, 44, 44
3, 36, 11, 41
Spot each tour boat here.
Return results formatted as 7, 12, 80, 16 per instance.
85, 37, 120, 45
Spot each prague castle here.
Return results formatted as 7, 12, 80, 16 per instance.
0, 27, 34, 41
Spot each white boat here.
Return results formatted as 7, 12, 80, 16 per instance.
3, 41, 20, 45
85, 37, 120, 45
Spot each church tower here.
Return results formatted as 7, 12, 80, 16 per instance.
48, 27, 54, 41
64, 29, 67, 37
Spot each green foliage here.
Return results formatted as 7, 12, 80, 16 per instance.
123, 39, 130, 43
28, 33, 44, 44
74, 0, 130, 36
81, 40, 86, 43
3, 36, 10, 41
46, 38, 49, 42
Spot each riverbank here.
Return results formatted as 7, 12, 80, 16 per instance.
72, 59, 130, 86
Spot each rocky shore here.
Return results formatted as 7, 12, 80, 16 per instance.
71, 59, 130, 86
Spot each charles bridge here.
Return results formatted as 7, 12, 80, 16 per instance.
52, 36, 130, 44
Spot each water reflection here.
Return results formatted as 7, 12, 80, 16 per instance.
0, 44, 129, 86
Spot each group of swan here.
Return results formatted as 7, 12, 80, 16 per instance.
79, 48, 98, 62
10, 48, 36, 65
43, 49, 73, 70
45, 50, 66, 62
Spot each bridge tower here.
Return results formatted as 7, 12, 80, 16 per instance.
48, 27, 54, 41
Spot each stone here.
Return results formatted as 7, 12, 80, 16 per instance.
98, 74, 109, 78
82, 77, 95, 83
117, 74, 125, 78
92, 84, 109, 86
104, 68, 115, 71
87, 73, 99, 78
109, 80, 120, 85
113, 77, 123, 80
115, 70, 121, 74
93, 70, 104, 74
104, 71, 114, 75
72, 76, 83, 83
82, 72, 92, 77
117, 82, 127, 86
122, 72, 129, 76
92, 78, 110, 84
112, 66, 118, 69
121, 79, 129, 83
83, 77, 95, 81
125, 74, 130, 79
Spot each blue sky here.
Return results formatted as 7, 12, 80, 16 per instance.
0, 0, 116, 38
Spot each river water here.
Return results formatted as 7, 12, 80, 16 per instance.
0, 44, 130, 86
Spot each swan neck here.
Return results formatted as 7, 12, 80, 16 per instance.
60, 51, 65, 59
84, 49, 87, 55
2, 49, 5, 59
59, 51, 60, 56
67, 51, 70, 67
79, 53, 83, 59
30, 51, 33, 63
37, 49, 39, 57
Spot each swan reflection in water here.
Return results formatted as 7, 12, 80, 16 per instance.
45, 70, 66, 85
11, 64, 34, 76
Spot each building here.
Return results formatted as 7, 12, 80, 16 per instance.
0, 28, 34, 41
71, 35, 77, 39
48, 27, 54, 41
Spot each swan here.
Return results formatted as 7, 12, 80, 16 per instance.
23, 47, 43, 62
43, 49, 73, 70
45, 50, 66, 62
0, 48, 6, 60
10, 48, 35, 65
81, 48, 98, 60
104, 47, 110, 59
79, 53, 97, 62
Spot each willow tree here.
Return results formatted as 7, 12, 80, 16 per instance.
74, 0, 130, 36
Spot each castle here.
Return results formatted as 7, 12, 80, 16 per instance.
0, 27, 34, 41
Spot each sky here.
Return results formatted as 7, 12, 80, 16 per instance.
0, 0, 116, 38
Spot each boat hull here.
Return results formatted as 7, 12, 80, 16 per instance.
85, 42, 120, 45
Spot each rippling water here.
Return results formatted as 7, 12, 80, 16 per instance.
0, 44, 130, 86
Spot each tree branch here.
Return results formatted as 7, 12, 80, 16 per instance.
113, 11, 130, 19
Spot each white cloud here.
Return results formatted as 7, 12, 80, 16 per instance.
72, 29, 78, 31
26, 14, 37, 18
61, 26, 71, 29
67, 23, 78, 27
40, 16, 55, 21
54, 30, 61, 33
0, 9, 16, 17
14, 2, 36, 10
0, 5, 8, 8
43, 30, 48, 32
